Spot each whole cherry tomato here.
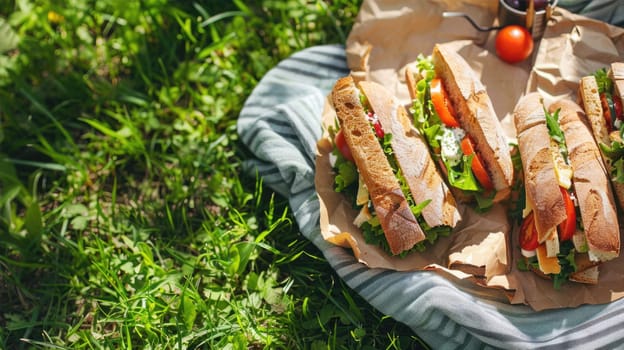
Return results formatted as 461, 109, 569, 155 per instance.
495, 25, 534, 64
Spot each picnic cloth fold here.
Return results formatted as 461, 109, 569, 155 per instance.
237, 8, 624, 347
559, 0, 624, 27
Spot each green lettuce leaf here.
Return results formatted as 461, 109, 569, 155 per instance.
613, 158, 624, 183
544, 107, 569, 161
334, 156, 357, 193
594, 67, 613, 95
600, 140, 624, 183
552, 241, 577, 290
446, 154, 480, 191
473, 191, 496, 213
508, 142, 526, 225
516, 240, 577, 289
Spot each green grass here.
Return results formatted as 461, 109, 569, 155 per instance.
0, 1, 429, 348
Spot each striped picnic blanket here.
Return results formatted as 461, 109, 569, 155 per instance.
237, 3, 624, 348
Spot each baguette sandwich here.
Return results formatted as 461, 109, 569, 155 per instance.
329, 75, 461, 256
405, 44, 514, 210
513, 92, 620, 287
578, 62, 624, 210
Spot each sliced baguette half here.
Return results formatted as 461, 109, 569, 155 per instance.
513, 92, 566, 243
358, 80, 461, 229
551, 99, 620, 263
578, 63, 624, 210
331, 76, 426, 255
431, 44, 514, 203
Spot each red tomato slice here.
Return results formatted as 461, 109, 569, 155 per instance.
615, 96, 623, 121
334, 129, 354, 162
600, 93, 615, 132
460, 136, 494, 190
367, 112, 385, 139
519, 212, 539, 251
372, 121, 384, 139
558, 187, 576, 241
430, 78, 461, 128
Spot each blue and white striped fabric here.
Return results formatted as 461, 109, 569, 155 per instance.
237, 44, 624, 349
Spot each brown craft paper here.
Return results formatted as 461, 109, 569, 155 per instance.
315, 0, 624, 311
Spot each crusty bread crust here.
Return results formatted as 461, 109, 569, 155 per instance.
432, 44, 513, 202
606, 63, 624, 209
578, 73, 624, 211
579, 76, 610, 145
609, 62, 624, 109
513, 93, 566, 242
551, 99, 620, 261
331, 76, 426, 255
569, 252, 600, 284
569, 265, 599, 285
404, 65, 419, 101
358, 80, 461, 228
527, 253, 600, 284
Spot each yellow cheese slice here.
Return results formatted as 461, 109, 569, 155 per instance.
536, 244, 561, 275
355, 174, 369, 206
550, 139, 573, 189
353, 205, 372, 227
